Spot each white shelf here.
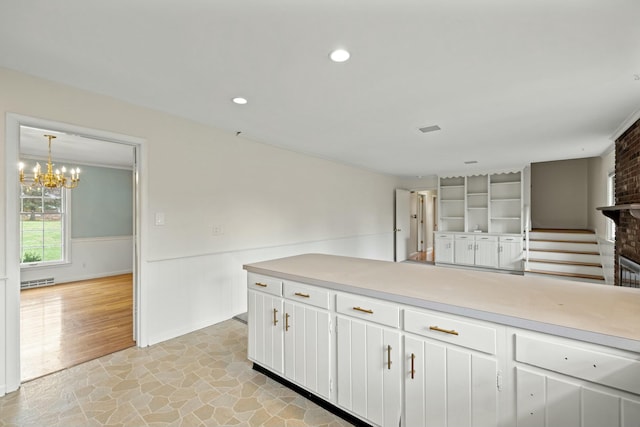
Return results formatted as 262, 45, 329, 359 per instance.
468, 207, 488, 210
441, 185, 465, 189
441, 199, 464, 202
491, 217, 521, 220
442, 217, 465, 220
491, 198, 520, 202
468, 192, 488, 196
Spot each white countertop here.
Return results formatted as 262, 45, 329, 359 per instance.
244, 254, 640, 352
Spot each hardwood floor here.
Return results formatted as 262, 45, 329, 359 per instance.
409, 250, 434, 263
20, 273, 135, 381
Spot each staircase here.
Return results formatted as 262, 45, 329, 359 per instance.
525, 229, 605, 283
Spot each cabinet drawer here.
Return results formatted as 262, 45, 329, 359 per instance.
404, 309, 497, 355
247, 272, 282, 297
499, 235, 521, 242
283, 281, 330, 310
336, 293, 400, 328
455, 235, 474, 241
515, 334, 640, 395
436, 233, 454, 239
475, 235, 498, 242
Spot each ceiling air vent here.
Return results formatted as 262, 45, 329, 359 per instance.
419, 125, 441, 133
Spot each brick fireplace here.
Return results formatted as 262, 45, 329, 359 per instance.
614, 117, 640, 286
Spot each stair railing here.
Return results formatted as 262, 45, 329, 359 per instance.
524, 204, 531, 267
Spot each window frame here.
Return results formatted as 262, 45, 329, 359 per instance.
19, 184, 71, 268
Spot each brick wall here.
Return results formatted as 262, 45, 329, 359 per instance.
615, 117, 640, 285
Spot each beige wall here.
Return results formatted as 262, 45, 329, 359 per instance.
531, 158, 589, 229
0, 67, 399, 393
587, 148, 615, 238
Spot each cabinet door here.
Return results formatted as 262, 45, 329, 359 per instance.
337, 316, 401, 427
499, 240, 523, 270
283, 301, 331, 399
454, 237, 475, 265
516, 367, 640, 427
247, 290, 284, 374
475, 239, 499, 268
435, 237, 453, 263
405, 335, 498, 427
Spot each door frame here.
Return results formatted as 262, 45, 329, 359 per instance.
4, 113, 146, 392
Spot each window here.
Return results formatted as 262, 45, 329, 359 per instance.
607, 171, 615, 241
20, 184, 67, 265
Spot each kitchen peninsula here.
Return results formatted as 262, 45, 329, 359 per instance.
244, 254, 640, 427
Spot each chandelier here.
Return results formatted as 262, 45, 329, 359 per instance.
19, 134, 81, 189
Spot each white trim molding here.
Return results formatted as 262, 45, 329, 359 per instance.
610, 106, 640, 141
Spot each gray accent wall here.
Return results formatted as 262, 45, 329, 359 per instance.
71, 165, 133, 238
531, 158, 589, 229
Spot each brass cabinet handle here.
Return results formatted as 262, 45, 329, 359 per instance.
285, 313, 290, 331
273, 308, 279, 326
429, 325, 459, 336
387, 345, 392, 370
410, 353, 415, 379
294, 292, 310, 298
353, 306, 374, 314
255, 282, 268, 287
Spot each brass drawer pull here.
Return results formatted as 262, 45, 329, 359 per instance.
410, 353, 416, 379
353, 306, 374, 314
294, 292, 310, 298
429, 325, 459, 336
273, 308, 279, 326
387, 345, 392, 370
255, 282, 268, 287
285, 313, 290, 331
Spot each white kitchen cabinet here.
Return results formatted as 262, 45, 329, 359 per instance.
454, 234, 499, 268
498, 236, 523, 270
454, 235, 475, 265
247, 289, 284, 374
282, 285, 331, 399
337, 315, 401, 427
435, 233, 454, 263
514, 331, 640, 427
335, 292, 401, 427
404, 308, 500, 427
475, 235, 499, 268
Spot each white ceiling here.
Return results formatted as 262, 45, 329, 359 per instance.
19, 126, 135, 169
1, 0, 639, 177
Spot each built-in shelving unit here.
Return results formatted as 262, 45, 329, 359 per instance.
439, 177, 465, 231
489, 172, 522, 234
466, 174, 489, 232
438, 170, 523, 234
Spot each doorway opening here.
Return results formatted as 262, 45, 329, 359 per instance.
5, 114, 144, 388
394, 188, 438, 263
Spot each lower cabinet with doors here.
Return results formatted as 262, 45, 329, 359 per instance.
246, 268, 640, 427
437, 232, 522, 272
513, 330, 640, 427
404, 308, 501, 427
248, 273, 332, 400
335, 292, 402, 427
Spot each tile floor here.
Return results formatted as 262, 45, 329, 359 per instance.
0, 319, 352, 427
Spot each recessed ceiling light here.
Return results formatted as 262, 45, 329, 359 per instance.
232, 97, 247, 105
419, 125, 441, 133
329, 49, 350, 63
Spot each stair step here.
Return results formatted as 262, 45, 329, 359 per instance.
529, 230, 597, 243
531, 228, 594, 234
530, 239, 596, 244
528, 258, 602, 267
528, 248, 600, 256
526, 269, 605, 281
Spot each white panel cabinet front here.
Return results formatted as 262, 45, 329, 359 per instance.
404, 335, 499, 427
435, 234, 454, 264
247, 289, 284, 374
337, 315, 401, 427
283, 300, 331, 399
